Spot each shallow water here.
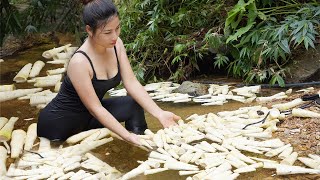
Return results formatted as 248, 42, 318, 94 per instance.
0, 44, 317, 179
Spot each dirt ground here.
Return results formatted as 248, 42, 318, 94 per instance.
263, 88, 320, 156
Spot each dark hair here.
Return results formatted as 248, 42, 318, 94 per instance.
82, 0, 119, 33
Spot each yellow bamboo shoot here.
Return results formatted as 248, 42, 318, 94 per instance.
13, 63, 32, 83
0, 84, 15, 92
0, 117, 19, 141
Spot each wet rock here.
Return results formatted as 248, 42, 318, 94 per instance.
286, 44, 320, 83
172, 81, 208, 96
0, 33, 56, 58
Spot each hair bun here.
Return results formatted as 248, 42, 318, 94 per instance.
82, 0, 94, 5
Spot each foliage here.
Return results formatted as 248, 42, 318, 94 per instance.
118, 0, 226, 83
223, 0, 320, 86
3, 0, 319, 87
1, 0, 83, 46
1, 0, 23, 45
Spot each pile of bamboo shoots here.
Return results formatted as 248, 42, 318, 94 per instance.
42, 44, 78, 69
108, 83, 261, 105
1, 124, 121, 180
13, 60, 46, 83
121, 105, 320, 180
0, 87, 57, 109
0, 88, 43, 102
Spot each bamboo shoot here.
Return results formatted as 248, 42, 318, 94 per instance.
0, 146, 7, 176
10, 129, 26, 158
24, 123, 37, 151
0, 117, 8, 130
292, 108, 320, 118
66, 129, 100, 144
13, 63, 32, 83
0, 84, 15, 92
0, 117, 19, 141
42, 44, 71, 59
29, 61, 45, 78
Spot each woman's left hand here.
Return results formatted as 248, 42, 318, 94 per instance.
157, 111, 181, 128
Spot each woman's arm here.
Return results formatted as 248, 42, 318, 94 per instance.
116, 38, 180, 127
67, 54, 140, 145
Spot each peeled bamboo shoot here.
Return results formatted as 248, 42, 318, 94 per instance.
0, 117, 19, 141
0, 88, 43, 102
24, 123, 37, 151
46, 68, 66, 75
292, 108, 320, 118
13, 63, 32, 83
10, 129, 26, 158
66, 129, 100, 144
0, 117, 8, 130
298, 157, 320, 169
0, 146, 7, 176
29, 60, 45, 78
42, 44, 71, 59
0, 84, 15, 92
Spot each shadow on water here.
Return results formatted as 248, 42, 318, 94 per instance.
0, 44, 318, 180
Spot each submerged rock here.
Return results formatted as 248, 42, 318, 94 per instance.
172, 81, 208, 96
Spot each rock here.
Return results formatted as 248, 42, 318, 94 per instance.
0, 32, 58, 58
172, 81, 208, 96
286, 44, 320, 83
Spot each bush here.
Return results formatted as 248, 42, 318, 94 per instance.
118, 0, 228, 83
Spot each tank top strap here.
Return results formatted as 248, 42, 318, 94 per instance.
74, 50, 97, 78
114, 46, 120, 70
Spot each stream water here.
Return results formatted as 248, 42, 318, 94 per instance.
0, 44, 317, 180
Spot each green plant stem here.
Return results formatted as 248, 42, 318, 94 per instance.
280, 0, 295, 5
258, 4, 301, 11
268, 11, 305, 16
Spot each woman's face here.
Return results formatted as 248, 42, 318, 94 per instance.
90, 16, 121, 48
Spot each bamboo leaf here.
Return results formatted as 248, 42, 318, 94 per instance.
279, 39, 291, 54
227, 22, 255, 43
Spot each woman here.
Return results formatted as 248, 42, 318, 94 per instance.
37, 0, 180, 146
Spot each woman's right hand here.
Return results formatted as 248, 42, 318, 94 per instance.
125, 133, 142, 146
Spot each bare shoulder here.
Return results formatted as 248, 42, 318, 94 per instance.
67, 52, 92, 77
68, 52, 91, 68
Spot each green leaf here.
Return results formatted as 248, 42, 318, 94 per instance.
226, 22, 255, 43
279, 39, 291, 54
214, 54, 229, 69
270, 74, 285, 87
173, 44, 186, 54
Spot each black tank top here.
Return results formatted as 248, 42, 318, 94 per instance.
50, 47, 121, 112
